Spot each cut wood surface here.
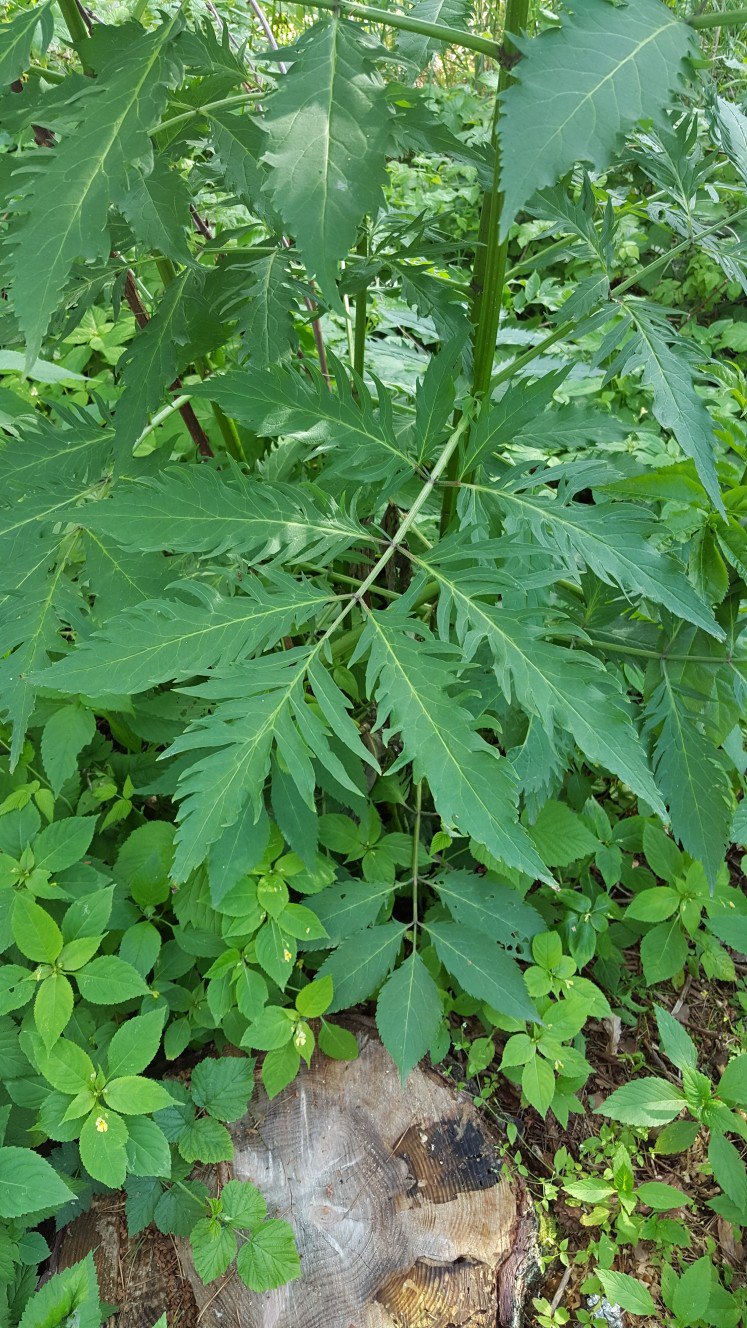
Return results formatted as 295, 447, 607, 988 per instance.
59, 1024, 536, 1327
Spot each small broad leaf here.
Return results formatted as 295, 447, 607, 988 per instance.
597, 1077, 685, 1126
596, 1269, 655, 1318
0, 1146, 74, 1218
190, 1218, 237, 1284
41, 705, 96, 796
190, 1058, 254, 1122
103, 1076, 175, 1115
32, 817, 96, 874
34, 974, 74, 1050
235, 1219, 300, 1293
654, 1006, 697, 1073
76, 956, 149, 1004
125, 1116, 171, 1179
107, 1010, 165, 1078
12, 896, 63, 964
78, 1109, 129, 1188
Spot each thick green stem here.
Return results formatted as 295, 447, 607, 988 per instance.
55, 0, 92, 69
294, 0, 502, 57
688, 8, 747, 29
439, 0, 528, 534
470, 0, 529, 402
353, 232, 368, 380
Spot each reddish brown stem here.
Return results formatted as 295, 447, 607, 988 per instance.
122, 271, 214, 458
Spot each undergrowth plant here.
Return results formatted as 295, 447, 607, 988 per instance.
2, 0, 747, 1320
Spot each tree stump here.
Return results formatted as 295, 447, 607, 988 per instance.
58, 1024, 537, 1328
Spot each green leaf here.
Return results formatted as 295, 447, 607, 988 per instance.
647, 674, 732, 888
103, 1076, 175, 1115
235, 1219, 300, 1293
427, 922, 538, 1023
221, 1179, 267, 1230
308, 879, 393, 944
261, 1043, 301, 1098
708, 914, 747, 956
432, 872, 543, 944
190, 1058, 254, 1122
3, 16, 184, 362
718, 1054, 747, 1107
318, 923, 406, 1011
79, 1109, 129, 1187
356, 613, 550, 880
208, 803, 270, 907
35, 1037, 95, 1095
124, 1116, 171, 1179
634, 1181, 688, 1211
484, 491, 719, 640
596, 1269, 655, 1318
528, 800, 598, 868
620, 304, 724, 514
32, 817, 96, 873
295, 976, 334, 1019
178, 1116, 233, 1164
318, 1021, 358, 1060
118, 156, 194, 266
654, 1005, 697, 1073
0, 3, 53, 85
653, 1120, 699, 1155
34, 974, 74, 1050
640, 920, 688, 986
190, 1218, 237, 1284
41, 705, 96, 796
521, 1054, 555, 1118
376, 953, 442, 1080
499, 0, 694, 237
397, 0, 470, 69
107, 1010, 165, 1078
76, 956, 149, 1004
0, 1146, 74, 1218
671, 1257, 713, 1326
230, 250, 296, 371
243, 1007, 294, 1051
597, 1077, 685, 1126
624, 888, 678, 923
12, 895, 63, 963
261, 19, 389, 308
39, 578, 332, 697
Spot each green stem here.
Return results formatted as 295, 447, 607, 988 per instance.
486, 204, 747, 393
294, 0, 503, 57
411, 780, 422, 940
688, 8, 747, 29
55, 0, 92, 69
354, 232, 369, 380
440, 0, 528, 534
158, 92, 260, 135
470, 0, 529, 404
156, 258, 246, 460
132, 0, 150, 20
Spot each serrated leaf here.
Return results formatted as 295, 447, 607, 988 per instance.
528, 800, 599, 868
596, 1269, 655, 1318
499, 0, 694, 237
190, 1057, 254, 1122
646, 673, 733, 887
41, 705, 96, 796
235, 1220, 300, 1292
107, 1010, 165, 1078
3, 17, 184, 362
376, 953, 442, 1080
319, 923, 406, 1011
119, 156, 194, 266
261, 19, 389, 308
597, 1076, 685, 1126
190, 1218, 237, 1284
76, 956, 149, 1004
38, 579, 331, 697
397, 0, 471, 69
0, 4, 53, 87
0, 1146, 74, 1218
427, 921, 538, 1023
356, 613, 550, 880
